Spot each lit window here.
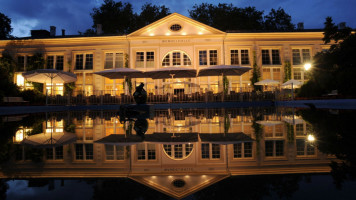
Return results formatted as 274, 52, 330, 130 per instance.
292, 49, 311, 65
105, 53, 124, 69
75, 54, 93, 70
163, 143, 193, 160
162, 51, 191, 67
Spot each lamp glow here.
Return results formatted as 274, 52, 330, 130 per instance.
304, 63, 312, 71
307, 134, 315, 142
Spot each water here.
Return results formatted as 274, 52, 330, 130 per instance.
1, 107, 356, 199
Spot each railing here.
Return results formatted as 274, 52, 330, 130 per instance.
47, 90, 278, 105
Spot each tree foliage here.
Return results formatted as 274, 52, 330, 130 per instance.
298, 17, 356, 97
250, 51, 261, 91
0, 12, 12, 39
323, 17, 352, 44
264, 8, 294, 31
189, 4, 294, 31
189, 3, 264, 31
90, 0, 170, 35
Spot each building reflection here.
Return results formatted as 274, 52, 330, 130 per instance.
4, 108, 335, 199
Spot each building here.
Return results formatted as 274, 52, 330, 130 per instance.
0, 13, 329, 96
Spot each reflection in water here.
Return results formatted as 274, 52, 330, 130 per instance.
0, 108, 355, 199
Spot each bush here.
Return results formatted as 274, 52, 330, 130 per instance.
19, 90, 46, 104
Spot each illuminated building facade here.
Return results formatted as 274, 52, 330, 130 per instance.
0, 13, 328, 96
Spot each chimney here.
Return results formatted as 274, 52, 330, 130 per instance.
297, 22, 304, 30
96, 24, 102, 35
62, 29, 65, 36
338, 22, 346, 29
50, 26, 56, 37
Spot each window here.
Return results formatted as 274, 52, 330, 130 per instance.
199, 51, 207, 66
105, 53, 124, 69
293, 68, 302, 80
262, 49, 280, 65
233, 142, 253, 158
56, 56, 64, 70
46, 146, 63, 160
241, 50, 250, 65
292, 49, 311, 65
105, 145, 125, 160
170, 24, 182, 31
47, 56, 54, 69
75, 143, 93, 160
136, 51, 154, 68
17, 56, 25, 71
137, 143, 156, 160
262, 67, 281, 81
46, 55, 64, 70
230, 50, 239, 65
296, 139, 315, 156
162, 51, 191, 67
199, 50, 218, 66
265, 140, 284, 157
231, 49, 250, 65
209, 50, 218, 65
163, 144, 194, 160
201, 143, 221, 159
75, 54, 93, 70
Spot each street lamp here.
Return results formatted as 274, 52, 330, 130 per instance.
304, 63, 312, 71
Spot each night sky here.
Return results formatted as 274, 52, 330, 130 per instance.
1, 0, 355, 37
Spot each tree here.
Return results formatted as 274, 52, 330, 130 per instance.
250, 51, 261, 91
298, 17, 356, 97
322, 16, 352, 44
135, 3, 170, 28
0, 12, 12, 39
264, 8, 295, 31
90, 0, 135, 35
189, 3, 264, 31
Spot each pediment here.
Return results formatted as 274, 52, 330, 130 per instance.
129, 175, 228, 199
128, 13, 225, 37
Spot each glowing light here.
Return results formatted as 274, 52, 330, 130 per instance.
165, 33, 171, 36
198, 32, 203, 35
304, 63, 312, 71
149, 33, 154, 36
182, 32, 187, 35
307, 134, 315, 142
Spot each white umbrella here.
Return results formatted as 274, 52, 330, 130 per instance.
22, 69, 77, 98
22, 69, 77, 84
197, 65, 252, 77
254, 79, 280, 86
21, 131, 77, 148
282, 79, 303, 89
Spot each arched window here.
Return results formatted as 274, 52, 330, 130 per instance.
163, 143, 194, 160
162, 51, 192, 67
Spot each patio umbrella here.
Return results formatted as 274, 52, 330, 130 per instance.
22, 69, 77, 95
197, 65, 252, 77
21, 131, 77, 149
94, 68, 146, 79
199, 132, 253, 145
94, 68, 146, 94
145, 67, 197, 79
145, 132, 198, 145
94, 134, 144, 146
145, 67, 197, 97
197, 65, 252, 95
282, 79, 303, 89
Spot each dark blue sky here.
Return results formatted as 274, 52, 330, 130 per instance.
1, 0, 355, 37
